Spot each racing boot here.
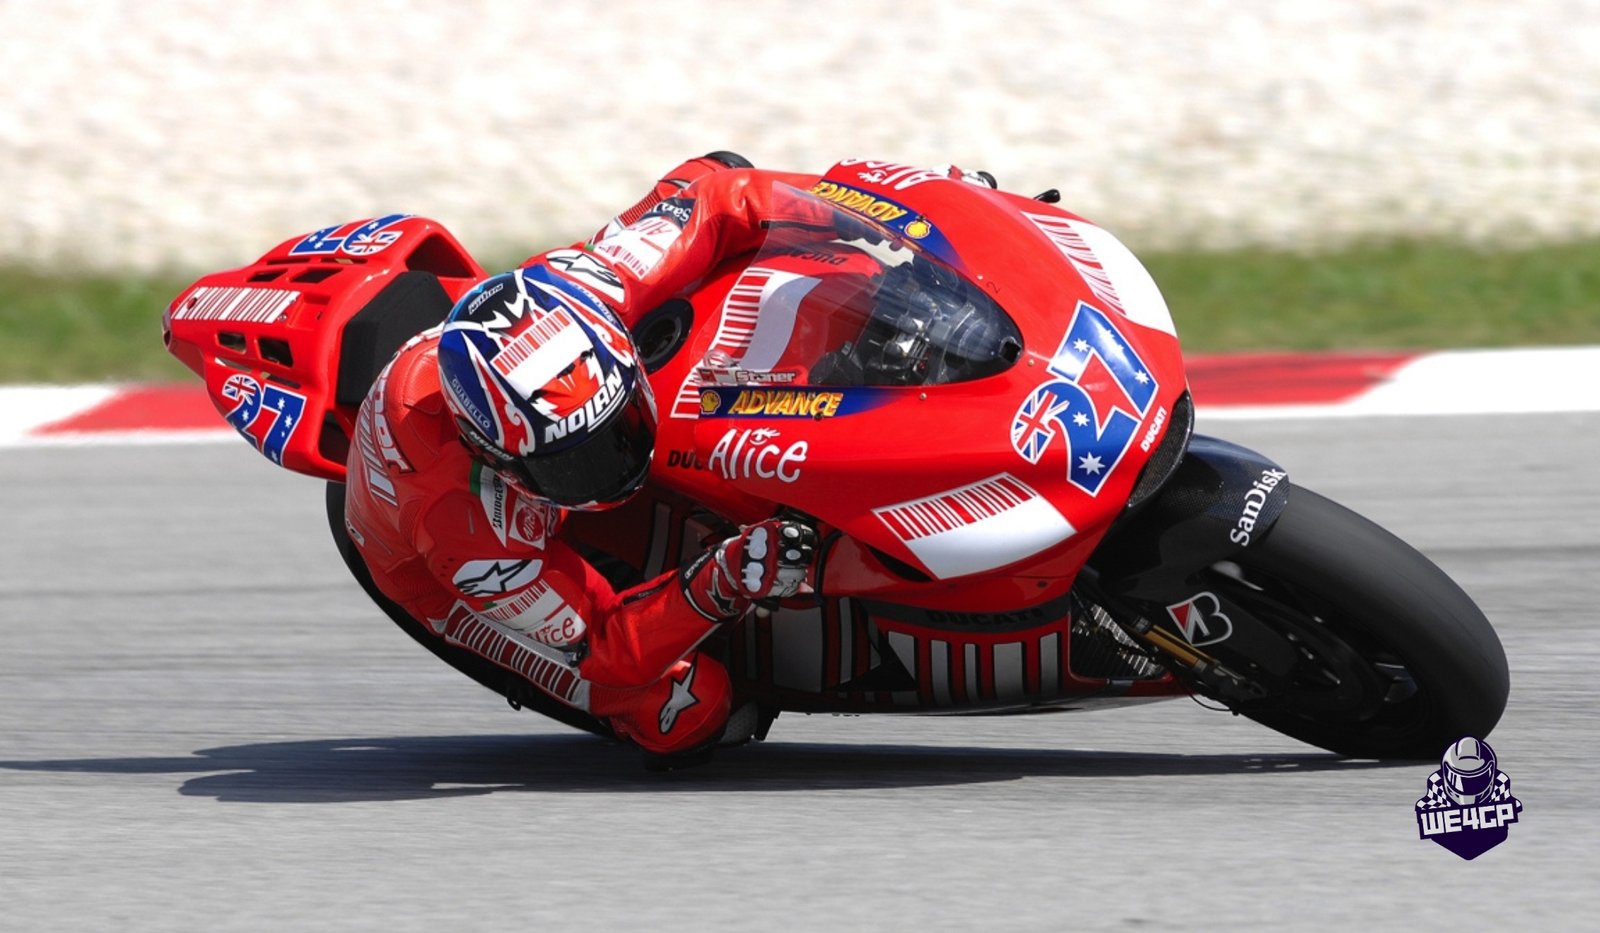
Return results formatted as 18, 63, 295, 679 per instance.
603, 652, 734, 768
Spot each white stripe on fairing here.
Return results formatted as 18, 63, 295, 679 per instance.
894, 492, 1076, 580
1024, 214, 1177, 337
1065, 221, 1178, 338
739, 271, 818, 372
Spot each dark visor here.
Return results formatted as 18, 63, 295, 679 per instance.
508, 387, 656, 507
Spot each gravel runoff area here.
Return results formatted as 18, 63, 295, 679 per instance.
3, 1, 1598, 272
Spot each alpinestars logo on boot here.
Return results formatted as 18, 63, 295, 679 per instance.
1415, 736, 1522, 860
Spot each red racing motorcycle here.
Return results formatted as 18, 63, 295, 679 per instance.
163, 159, 1508, 758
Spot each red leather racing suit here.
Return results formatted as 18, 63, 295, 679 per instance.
343, 163, 829, 755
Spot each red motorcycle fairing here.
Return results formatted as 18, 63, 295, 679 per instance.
573, 163, 1194, 711
158, 161, 1510, 751
640, 170, 1187, 613
163, 214, 486, 479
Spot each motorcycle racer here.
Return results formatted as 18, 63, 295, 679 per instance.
343, 153, 844, 763
159, 151, 1511, 767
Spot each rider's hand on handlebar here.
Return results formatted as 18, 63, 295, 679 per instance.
723, 519, 817, 601
680, 519, 818, 621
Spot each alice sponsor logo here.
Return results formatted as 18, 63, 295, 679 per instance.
706, 428, 807, 484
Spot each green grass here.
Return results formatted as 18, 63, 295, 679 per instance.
1144, 238, 1600, 353
0, 267, 197, 383
2, 238, 1597, 383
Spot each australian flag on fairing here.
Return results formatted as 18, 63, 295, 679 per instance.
1010, 301, 1159, 496
221, 373, 307, 466
1011, 384, 1073, 462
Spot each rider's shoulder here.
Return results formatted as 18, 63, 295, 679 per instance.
357, 332, 462, 474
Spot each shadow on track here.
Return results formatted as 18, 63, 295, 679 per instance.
0, 733, 1410, 803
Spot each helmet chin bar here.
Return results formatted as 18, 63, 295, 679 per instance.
555, 455, 654, 513
472, 387, 656, 510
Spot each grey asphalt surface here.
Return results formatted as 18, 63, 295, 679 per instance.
2, 413, 1596, 931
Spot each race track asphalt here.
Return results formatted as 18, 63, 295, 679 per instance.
2, 413, 1596, 931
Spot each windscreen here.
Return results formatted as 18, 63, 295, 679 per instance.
693, 186, 1023, 389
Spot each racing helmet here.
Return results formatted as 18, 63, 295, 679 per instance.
1440, 736, 1498, 803
437, 265, 656, 510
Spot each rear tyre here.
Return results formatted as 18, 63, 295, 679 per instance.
1194, 485, 1508, 758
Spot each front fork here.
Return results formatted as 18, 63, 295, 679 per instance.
1083, 435, 1295, 703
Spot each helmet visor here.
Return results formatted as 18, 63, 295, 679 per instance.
1445, 762, 1496, 799
510, 387, 656, 507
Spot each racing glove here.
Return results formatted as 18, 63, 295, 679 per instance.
679, 519, 818, 622
591, 151, 753, 243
